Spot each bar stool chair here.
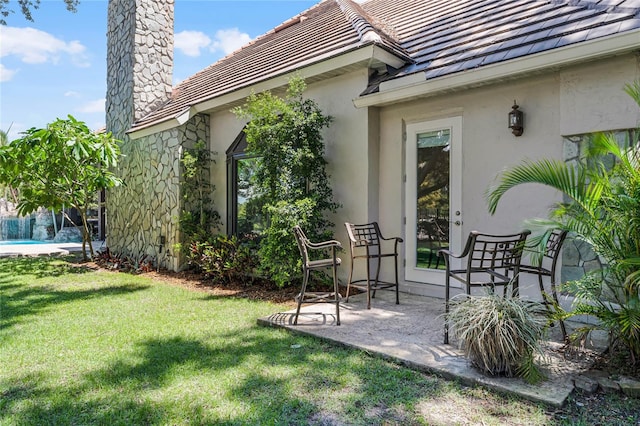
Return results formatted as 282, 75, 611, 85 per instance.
344, 222, 402, 309
439, 230, 531, 344
292, 225, 342, 325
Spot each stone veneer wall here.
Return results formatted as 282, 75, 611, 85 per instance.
106, 115, 209, 270
106, 0, 173, 127
561, 130, 635, 282
106, 0, 187, 270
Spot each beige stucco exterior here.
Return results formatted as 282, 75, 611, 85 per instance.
206, 52, 640, 300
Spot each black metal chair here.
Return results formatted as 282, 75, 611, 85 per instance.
439, 230, 531, 344
292, 225, 342, 325
518, 229, 568, 340
344, 222, 403, 309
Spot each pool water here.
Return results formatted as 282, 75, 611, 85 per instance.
0, 240, 46, 245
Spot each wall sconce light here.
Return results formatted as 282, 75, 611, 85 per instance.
508, 101, 524, 137
158, 235, 166, 253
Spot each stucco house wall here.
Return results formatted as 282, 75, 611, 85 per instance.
209, 69, 375, 245
375, 53, 640, 298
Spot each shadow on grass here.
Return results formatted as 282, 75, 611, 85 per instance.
0, 280, 149, 332
0, 256, 95, 280
2, 330, 441, 425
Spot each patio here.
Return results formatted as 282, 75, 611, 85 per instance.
259, 290, 606, 407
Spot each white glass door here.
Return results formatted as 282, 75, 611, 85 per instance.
405, 117, 462, 284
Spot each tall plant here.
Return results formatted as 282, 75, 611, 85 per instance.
179, 140, 220, 244
487, 81, 640, 362
233, 76, 339, 287
0, 116, 122, 259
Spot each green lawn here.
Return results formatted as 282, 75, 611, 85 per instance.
0, 256, 635, 425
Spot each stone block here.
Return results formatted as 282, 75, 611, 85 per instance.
618, 376, 640, 398
562, 266, 585, 282
574, 375, 599, 394
597, 377, 620, 393
563, 242, 580, 266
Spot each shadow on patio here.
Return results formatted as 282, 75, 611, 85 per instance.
258, 290, 605, 407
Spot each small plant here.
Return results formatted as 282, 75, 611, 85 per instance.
187, 235, 259, 284
446, 292, 548, 383
93, 248, 155, 273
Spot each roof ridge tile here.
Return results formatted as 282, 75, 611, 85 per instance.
335, 0, 411, 58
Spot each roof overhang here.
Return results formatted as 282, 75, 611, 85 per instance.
128, 44, 406, 139
353, 30, 640, 108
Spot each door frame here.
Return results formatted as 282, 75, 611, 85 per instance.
405, 116, 463, 284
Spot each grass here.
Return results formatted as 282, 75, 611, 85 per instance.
0, 256, 637, 425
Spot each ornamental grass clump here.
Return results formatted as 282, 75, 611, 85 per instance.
447, 293, 548, 383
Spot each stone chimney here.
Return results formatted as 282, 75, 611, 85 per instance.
106, 0, 174, 139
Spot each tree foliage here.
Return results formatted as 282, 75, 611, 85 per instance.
487, 81, 640, 362
233, 76, 339, 287
0, 0, 78, 25
0, 115, 122, 259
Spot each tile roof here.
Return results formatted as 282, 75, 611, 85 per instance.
129, 0, 640, 133
130, 0, 410, 132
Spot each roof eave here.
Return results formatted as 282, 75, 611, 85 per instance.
127, 44, 406, 139
353, 30, 640, 108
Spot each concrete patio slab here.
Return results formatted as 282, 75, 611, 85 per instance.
258, 291, 604, 407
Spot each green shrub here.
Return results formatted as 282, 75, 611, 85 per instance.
446, 293, 548, 383
233, 76, 340, 287
187, 235, 259, 284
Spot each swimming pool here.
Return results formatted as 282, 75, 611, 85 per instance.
0, 240, 46, 245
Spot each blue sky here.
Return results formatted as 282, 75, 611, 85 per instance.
0, 0, 317, 141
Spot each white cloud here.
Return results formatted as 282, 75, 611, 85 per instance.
0, 26, 88, 66
210, 28, 252, 55
0, 64, 17, 82
76, 98, 105, 114
174, 28, 252, 58
64, 91, 80, 97
174, 30, 211, 57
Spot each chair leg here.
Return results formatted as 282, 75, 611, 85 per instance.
444, 273, 451, 344
372, 256, 382, 300
366, 257, 372, 309
550, 276, 567, 340
394, 254, 399, 305
294, 269, 309, 325
346, 255, 354, 303
333, 263, 340, 326
537, 274, 549, 307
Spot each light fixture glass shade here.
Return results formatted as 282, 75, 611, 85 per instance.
508, 101, 523, 136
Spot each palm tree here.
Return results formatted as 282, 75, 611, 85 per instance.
486, 81, 640, 363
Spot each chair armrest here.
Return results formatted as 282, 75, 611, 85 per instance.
352, 238, 372, 246
380, 235, 403, 243
438, 248, 464, 259
307, 240, 342, 250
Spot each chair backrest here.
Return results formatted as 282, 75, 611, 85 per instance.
544, 229, 568, 263
345, 222, 381, 249
465, 230, 531, 271
537, 229, 568, 273
293, 225, 310, 267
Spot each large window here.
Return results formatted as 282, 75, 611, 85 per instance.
226, 130, 266, 236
